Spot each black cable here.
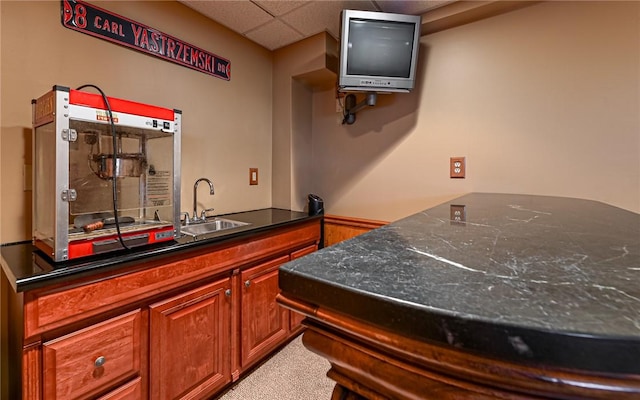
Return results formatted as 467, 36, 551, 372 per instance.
76, 84, 129, 250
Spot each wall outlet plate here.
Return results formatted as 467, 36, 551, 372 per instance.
450, 157, 466, 178
450, 204, 466, 225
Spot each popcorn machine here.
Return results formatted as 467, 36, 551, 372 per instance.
32, 85, 181, 262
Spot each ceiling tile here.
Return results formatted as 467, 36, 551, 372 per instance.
245, 19, 306, 50
181, 0, 274, 34
376, 0, 455, 15
253, 0, 309, 17
280, 0, 378, 39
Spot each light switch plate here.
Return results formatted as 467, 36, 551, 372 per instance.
249, 168, 258, 185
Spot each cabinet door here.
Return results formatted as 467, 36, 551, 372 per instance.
149, 278, 231, 400
240, 255, 290, 370
42, 309, 144, 400
289, 245, 318, 331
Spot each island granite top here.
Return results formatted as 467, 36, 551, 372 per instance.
279, 193, 640, 374
2, 208, 317, 292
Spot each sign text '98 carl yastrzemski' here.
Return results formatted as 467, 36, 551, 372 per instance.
61, 0, 230, 81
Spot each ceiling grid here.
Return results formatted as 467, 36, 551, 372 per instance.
179, 0, 453, 50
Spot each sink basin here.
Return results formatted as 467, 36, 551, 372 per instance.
181, 218, 250, 238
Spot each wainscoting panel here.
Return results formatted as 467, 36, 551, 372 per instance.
323, 215, 388, 248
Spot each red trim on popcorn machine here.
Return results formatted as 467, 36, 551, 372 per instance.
66, 225, 175, 259
70, 89, 175, 120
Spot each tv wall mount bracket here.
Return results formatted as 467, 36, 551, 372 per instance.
342, 92, 378, 125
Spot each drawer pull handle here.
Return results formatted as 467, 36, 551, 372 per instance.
225, 289, 231, 297
94, 356, 106, 368
244, 280, 251, 288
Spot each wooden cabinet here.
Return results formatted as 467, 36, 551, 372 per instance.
42, 310, 145, 400
149, 278, 232, 400
240, 255, 290, 370
13, 219, 320, 400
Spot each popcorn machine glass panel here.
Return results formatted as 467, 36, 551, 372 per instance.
33, 121, 56, 243
68, 120, 175, 221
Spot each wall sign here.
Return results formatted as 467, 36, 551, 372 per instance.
61, 0, 230, 80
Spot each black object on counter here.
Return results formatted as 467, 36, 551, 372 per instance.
308, 194, 325, 249
308, 194, 324, 216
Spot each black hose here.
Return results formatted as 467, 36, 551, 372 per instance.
76, 84, 129, 250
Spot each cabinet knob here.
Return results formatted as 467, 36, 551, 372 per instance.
94, 356, 106, 368
225, 289, 231, 297
244, 280, 251, 288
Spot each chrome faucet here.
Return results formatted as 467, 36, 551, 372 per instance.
192, 178, 215, 223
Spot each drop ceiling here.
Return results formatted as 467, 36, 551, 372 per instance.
179, 0, 454, 51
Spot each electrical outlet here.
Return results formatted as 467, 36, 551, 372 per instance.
249, 168, 258, 185
450, 204, 466, 224
450, 157, 465, 178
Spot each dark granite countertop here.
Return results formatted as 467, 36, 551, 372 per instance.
2, 208, 318, 292
279, 193, 640, 374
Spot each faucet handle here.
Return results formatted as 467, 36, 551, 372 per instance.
180, 212, 191, 225
201, 208, 215, 220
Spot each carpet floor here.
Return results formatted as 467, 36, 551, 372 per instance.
216, 335, 335, 399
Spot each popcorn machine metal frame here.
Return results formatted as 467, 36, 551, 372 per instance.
32, 85, 181, 262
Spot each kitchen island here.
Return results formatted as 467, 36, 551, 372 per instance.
278, 193, 640, 399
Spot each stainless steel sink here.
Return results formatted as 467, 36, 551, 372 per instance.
181, 218, 250, 239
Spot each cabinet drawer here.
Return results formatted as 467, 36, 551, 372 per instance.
43, 310, 143, 400
96, 377, 142, 400
291, 244, 317, 260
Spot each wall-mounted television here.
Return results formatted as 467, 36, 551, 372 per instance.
338, 9, 422, 93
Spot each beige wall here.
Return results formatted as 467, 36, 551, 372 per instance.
6, 2, 634, 240
272, 33, 336, 212
0, 1, 273, 243
311, 1, 640, 221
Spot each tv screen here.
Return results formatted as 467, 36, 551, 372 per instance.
339, 10, 421, 93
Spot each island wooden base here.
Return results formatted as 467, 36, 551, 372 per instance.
278, 294, 640, 400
